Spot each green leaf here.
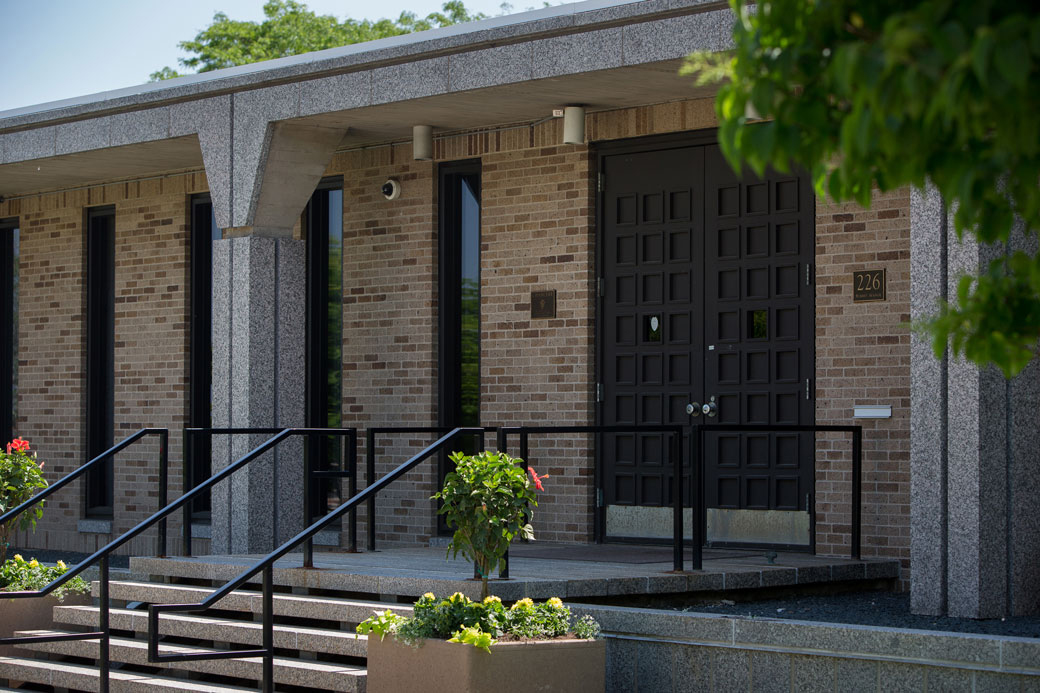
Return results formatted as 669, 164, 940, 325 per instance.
994, 37, 1030, 89
971, 28, 995, 83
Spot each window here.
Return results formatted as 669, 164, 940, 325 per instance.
305, 179, 344, 518
438, 161, 481, 458
0, 217, 18, 447
188, 196, 219, 519
86, 207, 115, 516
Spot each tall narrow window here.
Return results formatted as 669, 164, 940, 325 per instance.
0, 218, 18, 447
86, 207, 115, 517
438, 161, 481, 466
306, 179, 344, 518
188, 196, 219, 519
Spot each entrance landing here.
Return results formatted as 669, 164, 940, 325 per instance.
130, 544, 899, 602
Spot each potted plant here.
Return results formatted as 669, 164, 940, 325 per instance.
358, 592, 604, 693
1, 554, 91, 654
431, 450, 547, 598
0, 437, 47, 564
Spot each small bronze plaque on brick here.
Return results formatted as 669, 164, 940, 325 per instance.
853, 269, 886, 302
531, 290, 556, 319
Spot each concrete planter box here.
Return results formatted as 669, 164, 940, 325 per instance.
0, 593, 91, 655
366, 635, 606, 693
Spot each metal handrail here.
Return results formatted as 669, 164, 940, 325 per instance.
0, 428, 169, 552
145, 427, 484, 693
364, 426, 498, 551
0, 427, 353, 693
0, 428, 168, 693
180, 427, 357, 563
691, 423, 864, 560
497, 425, 688, 570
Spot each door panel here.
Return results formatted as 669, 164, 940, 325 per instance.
702, 145, 815, 517
599, 137, 815, 545
602, 147, 704, 511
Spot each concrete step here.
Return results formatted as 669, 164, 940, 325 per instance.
54, 605, 368, 657
97, 580, 411, 623
13, 631, 366, 692
0, 655, 255, 692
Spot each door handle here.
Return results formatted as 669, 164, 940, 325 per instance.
701, 396, 718, 418
686, 402, 701, 417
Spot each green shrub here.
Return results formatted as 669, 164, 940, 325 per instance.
0, 554, 89, 602
357, 592, 599, 652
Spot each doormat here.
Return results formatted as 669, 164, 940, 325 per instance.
508, 544, 761, 564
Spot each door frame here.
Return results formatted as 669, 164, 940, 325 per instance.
593, 128, 816, 546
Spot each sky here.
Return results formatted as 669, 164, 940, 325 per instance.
0, 0, 528, 112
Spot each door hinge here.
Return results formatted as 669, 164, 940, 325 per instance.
596, 488, 604, 508
597, 277, 605, 298
596, 383, 604, 403
598, 172, 605, 193
805, 378, 812, 400
806, 263, 812, 286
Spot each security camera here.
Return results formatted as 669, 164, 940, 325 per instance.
381, 179, 400, 201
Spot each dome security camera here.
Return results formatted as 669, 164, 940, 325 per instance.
381, 179, 401, 200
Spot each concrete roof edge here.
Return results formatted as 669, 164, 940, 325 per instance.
0, 0, 725, 131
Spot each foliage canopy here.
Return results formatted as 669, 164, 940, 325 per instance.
686, 0, 1040, 375
150, 0, 487, 81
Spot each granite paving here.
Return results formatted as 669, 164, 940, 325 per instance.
129, 544, 898, 602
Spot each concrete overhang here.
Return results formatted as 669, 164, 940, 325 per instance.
0, 0, 732, 201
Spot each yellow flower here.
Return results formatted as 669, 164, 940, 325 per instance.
57, 560, 67, 571
449, 592, 469, 604
511, 598, 534, 611
547, 597, 564, 608
13, 554, 24, 563
28, 559, 39, 568
422, 592, 435, 600
483, 595, 502, 605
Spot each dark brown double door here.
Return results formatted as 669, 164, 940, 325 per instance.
599, 136, 814, 545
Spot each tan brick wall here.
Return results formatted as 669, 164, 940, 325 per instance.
478, 141, 595, 543
329, 145, 440, 546
0, 173, 208, 556
814, 188, 912, 586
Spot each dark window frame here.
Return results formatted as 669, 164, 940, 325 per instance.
188, 195, 217, 520
305, 177, 345, 520
437, 160, 482, 519
85, 206, 115, 517
0, 217, 18, 448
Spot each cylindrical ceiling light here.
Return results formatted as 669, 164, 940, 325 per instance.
562, 106, 585, 145
413, 125, 433, 161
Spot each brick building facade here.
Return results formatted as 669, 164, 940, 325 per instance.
0, 0, 1033, 618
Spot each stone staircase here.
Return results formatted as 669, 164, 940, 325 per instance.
0, 569, 413, 692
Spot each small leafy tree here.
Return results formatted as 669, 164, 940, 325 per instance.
0, 438, 47, 565
686, 0, 1040, 376
432, 451, 546, 598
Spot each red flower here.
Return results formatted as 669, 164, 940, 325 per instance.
527, 466, 548, 492
6, 437, 29, 454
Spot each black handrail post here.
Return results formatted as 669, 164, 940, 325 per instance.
692, 424, 703, 571
182, 428, 193, 557
99, 556, 110, 693
852, 427, 862, 560
366, 428, 376, 551
672, 429, 683, 572
348, 430, 358, 552
520, 432, 529, 473
262, 565, 274, 693
303, 432, 314, 569
157, 429, 169, 557
496, 428, 507, 453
